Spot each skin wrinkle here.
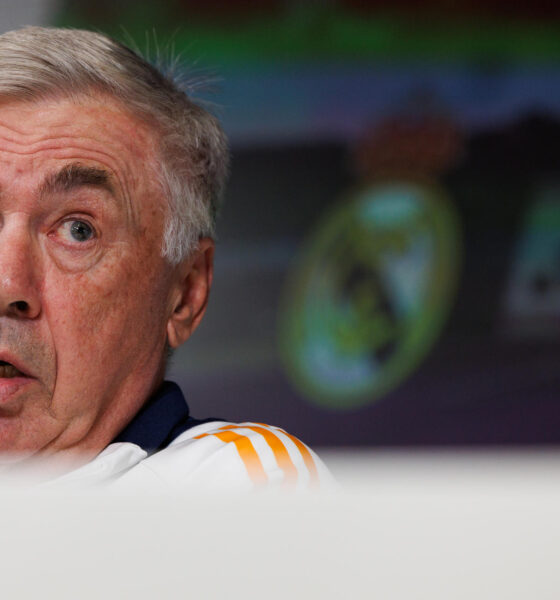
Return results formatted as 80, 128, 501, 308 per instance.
4, 150, 138, 231
0, 94, 213, 468
0, 101, 157, 231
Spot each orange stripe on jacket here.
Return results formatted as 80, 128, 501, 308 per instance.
255, 423, 319, 487
216, 425, 298, 487
280, 432, 319, 487
194, 430, 268, 486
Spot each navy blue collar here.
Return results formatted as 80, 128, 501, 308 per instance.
112, 381, 217, 452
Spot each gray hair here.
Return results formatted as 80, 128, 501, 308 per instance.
0, 26, 229, 264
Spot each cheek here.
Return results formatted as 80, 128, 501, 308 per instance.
43, 254, 170, 362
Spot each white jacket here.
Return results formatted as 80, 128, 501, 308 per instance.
51, 420, 333, 491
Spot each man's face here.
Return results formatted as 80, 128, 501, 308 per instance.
0, 95, 181, 461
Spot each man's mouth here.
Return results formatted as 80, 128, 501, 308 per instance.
0, 361, 24, 378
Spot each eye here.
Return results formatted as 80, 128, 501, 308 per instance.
69, 220, 93, 242
57, 219, 96, 243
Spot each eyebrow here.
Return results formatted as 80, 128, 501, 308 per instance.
40, 163, 116, 198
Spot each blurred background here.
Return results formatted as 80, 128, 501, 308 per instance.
6, 1, 560, 448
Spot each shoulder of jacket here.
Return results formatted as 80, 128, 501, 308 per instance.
119, 421, 334, 492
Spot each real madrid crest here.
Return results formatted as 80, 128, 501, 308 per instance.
279, 98, 463, 409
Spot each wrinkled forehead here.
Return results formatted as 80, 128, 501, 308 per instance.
0, 92, 162, 164
0, 93, 168, 221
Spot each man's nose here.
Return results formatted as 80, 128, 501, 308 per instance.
0, 221, 41, 319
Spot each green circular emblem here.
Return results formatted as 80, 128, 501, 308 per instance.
279, 179, 461, 410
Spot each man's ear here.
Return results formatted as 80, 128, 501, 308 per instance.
166, 237, 214, 349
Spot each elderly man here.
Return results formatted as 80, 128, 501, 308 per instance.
0, 26, 330, 489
